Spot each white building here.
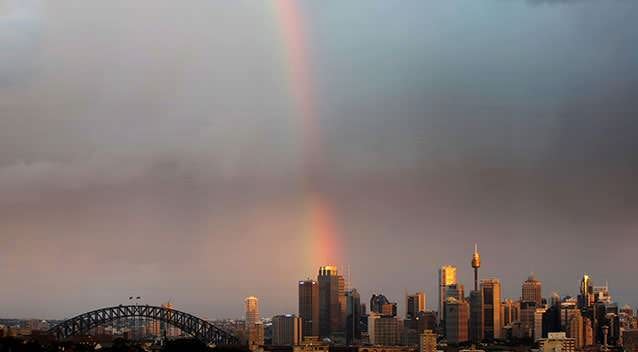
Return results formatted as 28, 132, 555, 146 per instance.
538, 332, 576, 352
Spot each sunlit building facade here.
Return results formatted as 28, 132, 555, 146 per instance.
406, 292, 426, 320
522, 274, 542, 306
481, 279, 502, 340
245, 296, 260, 326
318, 265, 345, 340
439, 265, 457, 324
272, 314, 303, 346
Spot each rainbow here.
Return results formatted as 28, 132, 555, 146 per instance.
271, 0, 341, 267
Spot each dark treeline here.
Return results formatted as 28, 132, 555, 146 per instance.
0, 337, 249, 352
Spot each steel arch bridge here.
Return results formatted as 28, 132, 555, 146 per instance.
48, 305, 241, 345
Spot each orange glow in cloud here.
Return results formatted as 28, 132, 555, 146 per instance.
272, 1, 342, 266
305, 193, 341, 266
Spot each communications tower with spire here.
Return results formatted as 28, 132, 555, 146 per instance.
469, 244, 484, 343
471, 244, 481, 291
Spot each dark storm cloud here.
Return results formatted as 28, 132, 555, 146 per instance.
1, 0, 637, 319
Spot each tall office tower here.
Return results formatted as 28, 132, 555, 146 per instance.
439, 265, 457, 325
579, 274, 594, 308
520, 301, 537, 339
502, 299, 520, 326
470, 290, 484, 343
441, 284, 463, 333
299, 279, 320, 337
560, 299, 579, 331
370, 315, 400, 346
318, 265, 345, 338
406, 292, 426, 320
535, 307, 548, 341
481, 279, 502, 340
245, 296, 261, 349
272, 315, 303, 346
522, 274, 542, 306
245, 296, 260, 326
542, 303, 561, 338
346, 288, 362, 345
550, 292, 561, 307
445, 297, 470, 344
446, 284, 465, 301
595, 302, 620, 346
567, 310, 584, 349
584, 317, 594, 346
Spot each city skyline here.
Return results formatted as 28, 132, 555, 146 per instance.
1, 258, 633, 321
1, 261, 636, 350
2, 0, 638, 322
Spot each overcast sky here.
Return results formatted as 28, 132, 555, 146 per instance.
1, 0, 637, 320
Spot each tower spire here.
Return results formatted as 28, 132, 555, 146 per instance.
471, 244, 481, 291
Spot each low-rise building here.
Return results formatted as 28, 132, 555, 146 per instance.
538, 332, 576, 352
419, 330, 437, 352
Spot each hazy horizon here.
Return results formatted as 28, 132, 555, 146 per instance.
1, 0, 637, 320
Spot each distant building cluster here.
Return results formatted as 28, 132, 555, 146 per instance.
4, 245, 638, 352
239, 244, 637, 352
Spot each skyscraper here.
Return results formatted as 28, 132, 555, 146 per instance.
446, 284, 465, 302
568, 310, 585, 349
522, 274, 542, 306
579, 274, 594, 308
445, 297, 470, 344
272, 315, 303, 346
369, 313, 400, 346
346, 288, 361, 345
535, 307, 548, 341
299, 279, 320, 337
584, 317, 594, 346
502, 298, 520, 327
481, 278, 502, 340
245, 296, 262, 349
245, 296, 260, 326
439, 265, 457, 325
520, 300, 537, 339
406, 292, 426, 320
318, 265, 345, 339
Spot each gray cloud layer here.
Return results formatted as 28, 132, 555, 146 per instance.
1, 0, 637, 319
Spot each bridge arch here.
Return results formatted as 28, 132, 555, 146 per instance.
48, 305, 241, 345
